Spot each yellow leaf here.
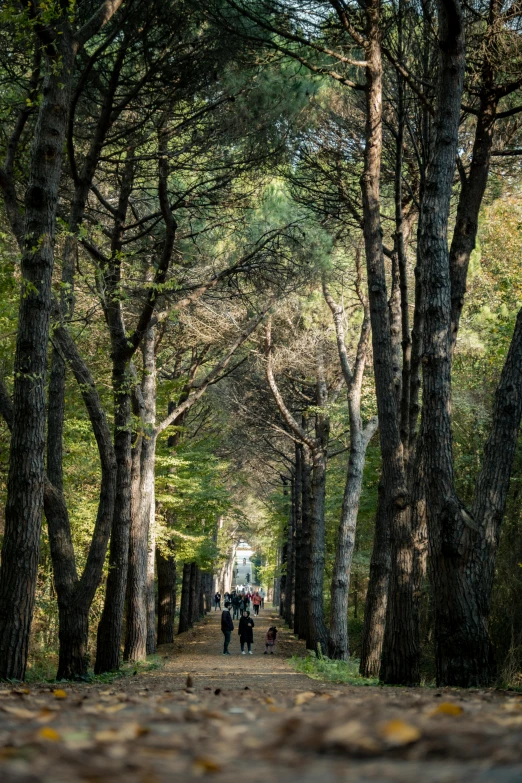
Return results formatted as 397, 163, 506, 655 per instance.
53, 689, 67, 700
294, 691, 315, 706
379, 719, 421, 745
264, 696, 275, 704
430, 702, 463, 717
37, 726, 61, 742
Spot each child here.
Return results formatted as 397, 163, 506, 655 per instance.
264, 626, 277, 654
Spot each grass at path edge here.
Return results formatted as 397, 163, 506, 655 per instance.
289, 651, 378, 686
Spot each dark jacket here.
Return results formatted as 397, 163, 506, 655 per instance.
221, 609, 234, 633
238, 616, 254, 643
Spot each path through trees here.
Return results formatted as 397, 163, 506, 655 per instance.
1, 606, 522, 782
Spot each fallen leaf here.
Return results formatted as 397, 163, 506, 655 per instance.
294, 691, 315, 706
379, 719, 421, 745
430, 702, 463, 717
264, 697, 275, 705
192, 756, 222, 774
101, 703, 128, 714
1, 705, 37, 719
53, 689, 67, 700
502, 701, 522, 713
323, 720, 380, 752
36, 708, 58, 723
94, 723, 148, 743
37, 726, 61, 742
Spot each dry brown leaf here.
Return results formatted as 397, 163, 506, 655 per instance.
101, 703, 128, 714
36, 726, 61, 742
294, 691, 315, 706
430, 702, 463, 717
94, 722, 148, 743
502, 701, 522, 713
323, 720, 380, 752
1, 705, 37, 719
264, 696, 275, 704
192, 756, 222, 774
53, 689, 67, 700
379, 719, 421, 745
36, 708, 58, 724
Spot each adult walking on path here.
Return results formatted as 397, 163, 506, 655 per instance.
221, 601, 234, 655
232, 591, 241, 619
252, 589, 262, 616
238, 610, 255, 654
214, 591, 221, 611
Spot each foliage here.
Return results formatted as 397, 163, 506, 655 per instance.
290, 651, 378, 687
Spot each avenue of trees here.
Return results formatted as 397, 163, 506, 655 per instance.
0, 0, 522, 688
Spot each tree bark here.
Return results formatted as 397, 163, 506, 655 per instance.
0, 29, 76, 681
293, 443, 303, 637
415, 0, 472, 686
146, 519, 157, 655
358, 0, 415, 685
283, 475, 296, 627
157, 543, 176, 645
178, 563, 191, 634
323, 278, 377, 660
189, 562, 198, 627
359, 480, 391, 677
124, 326, 157, 661
298, 447, 312, 641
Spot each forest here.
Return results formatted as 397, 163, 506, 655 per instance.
0, 0, 522, 692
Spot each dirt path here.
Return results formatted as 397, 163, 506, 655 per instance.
2, 607, 522, 782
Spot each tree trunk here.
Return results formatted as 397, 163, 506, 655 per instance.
197, 568, 205, 619
283, 476, 296, 627
95, 356, 133, 673
125, 327, 157, 661
298, 448, 312, 641
124, 430, 147, 662
178, 563, 191, 634
329, 416, 376, 659
146, 518, 157, 655
416, 0, 471, 686
45, 328, 117, 679
307, 444, 329, 654
359, 0, 415, 685
0, 34, 75, 681
189, 562, 197, 627
279, 542, 287, 618
57, 602, 90, 681
293, 444, 303, 637
360, 480, 391, 677
157, 543, 176, 645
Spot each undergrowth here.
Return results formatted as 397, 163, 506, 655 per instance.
24, 655, 164, 684
290, 650, 378, 686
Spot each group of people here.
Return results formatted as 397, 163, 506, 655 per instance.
214, 588, 264, 618
220, 599, 277, 656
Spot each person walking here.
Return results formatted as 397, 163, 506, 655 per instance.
221, 601, 234, 655
214, 591, 221, 611
251, 590, 262, 616
259, 587, 265, 608
232, 592, 241, 620
238, 610, 255, 655
264, 626, 277, 654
